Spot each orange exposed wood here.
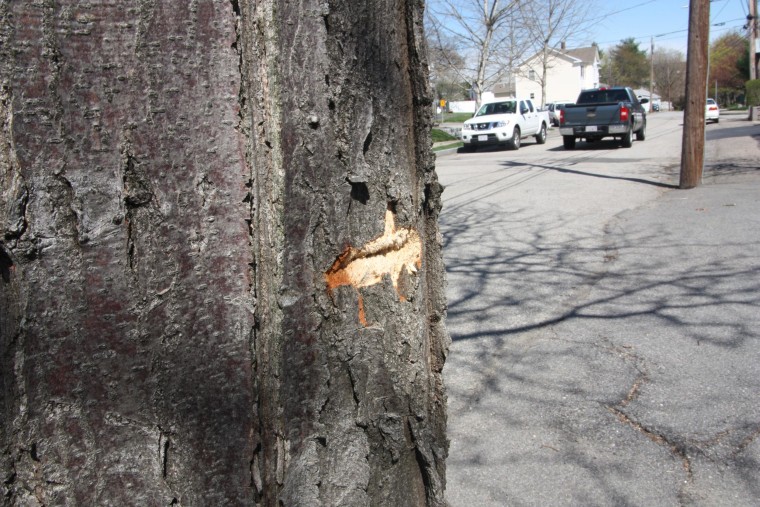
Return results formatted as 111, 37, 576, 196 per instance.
325, 209, 422, 326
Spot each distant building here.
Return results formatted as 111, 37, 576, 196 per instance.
488, 43, 601, 106
633, 88, 662, 112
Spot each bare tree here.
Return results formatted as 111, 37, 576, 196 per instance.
518, 0, 596, 106
653, 47, 687, 109
1, 0, 448, 505
426, 0, 524, 103
427, 33, 470, 100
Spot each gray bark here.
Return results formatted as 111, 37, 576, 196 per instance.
1, 1, 447, 506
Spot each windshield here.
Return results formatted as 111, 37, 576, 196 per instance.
475, 101, 516, 116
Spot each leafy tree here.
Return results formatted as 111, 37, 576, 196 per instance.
709, 31, 749, 104
602, 38, 649, 88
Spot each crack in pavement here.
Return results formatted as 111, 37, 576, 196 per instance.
605, 405, 694, 483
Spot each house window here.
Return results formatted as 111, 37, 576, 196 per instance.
529, 70, 536, 80
580, 66, 585, 79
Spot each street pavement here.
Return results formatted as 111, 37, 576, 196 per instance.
437, 112, 760, 506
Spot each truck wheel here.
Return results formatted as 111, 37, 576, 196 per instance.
621, 128, 633, 148
535, 123, 547, 144
636, 121, 646, 141
562, 136, 575, 149
508, 127, 521, 150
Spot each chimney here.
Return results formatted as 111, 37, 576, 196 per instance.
561, 41, 566, 51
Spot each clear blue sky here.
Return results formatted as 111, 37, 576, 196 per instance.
568, 0, 753, 54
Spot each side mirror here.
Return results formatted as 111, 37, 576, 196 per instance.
641, 98, 649, 104
520, 106, 529, 114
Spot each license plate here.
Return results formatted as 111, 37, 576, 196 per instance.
478, 135, 488, 141
585, 126, 598, 132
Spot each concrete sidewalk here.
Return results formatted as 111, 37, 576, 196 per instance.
442, 118, 760, 505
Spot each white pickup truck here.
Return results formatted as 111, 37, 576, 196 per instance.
460, 98, 550, 151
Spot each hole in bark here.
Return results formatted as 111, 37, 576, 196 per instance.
0, 247, 13, 283
328, 99, 335, 110
230, 0, 240, 16
363, 131, 373, 155
162, 438, 170, 478
350, 182, 369, 204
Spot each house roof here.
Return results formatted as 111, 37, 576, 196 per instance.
563, 46, 599, 65
633, 88, 662, 100
492, 82, 515, 95
519, 45, 599, 68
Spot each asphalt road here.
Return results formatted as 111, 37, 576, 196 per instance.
437, 111, 760, 506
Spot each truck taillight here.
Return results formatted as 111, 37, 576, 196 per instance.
620, 105, 630, 122
559, 109, 565, 125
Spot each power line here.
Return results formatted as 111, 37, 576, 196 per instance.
584, 0, 659, 26
594, 18, 746, 46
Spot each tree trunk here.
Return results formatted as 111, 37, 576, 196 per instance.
1, 1, 448, 506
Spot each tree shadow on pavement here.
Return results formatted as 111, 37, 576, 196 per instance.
441, 200, 759, 348
441, 198, 760, 506
703, 158, 760, 181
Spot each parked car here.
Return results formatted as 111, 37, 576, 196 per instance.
559, 87, 647, 149
460, 98, 550, 151
706, 98, 720, 123
546, 101, 575, 126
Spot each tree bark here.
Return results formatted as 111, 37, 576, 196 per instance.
1, 1, 448, 506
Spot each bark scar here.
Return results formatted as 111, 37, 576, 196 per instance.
325, 208, 422, 326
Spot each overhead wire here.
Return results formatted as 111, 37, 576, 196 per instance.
593, 17, 746, 47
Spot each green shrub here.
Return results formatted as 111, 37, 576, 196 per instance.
746, 79, 760, 106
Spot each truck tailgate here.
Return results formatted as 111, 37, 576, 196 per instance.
564, 103, 620, 126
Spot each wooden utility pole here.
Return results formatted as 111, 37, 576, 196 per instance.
750, 0, 758, 80
680, 0, 711, 189
650, 36, 656, 112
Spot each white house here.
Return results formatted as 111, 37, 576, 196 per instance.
633, 88, 663, 112
490, 44, 600, 107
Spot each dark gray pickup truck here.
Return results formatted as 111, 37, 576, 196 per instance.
559, 87, 647, 149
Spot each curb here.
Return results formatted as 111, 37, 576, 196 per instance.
434, 148, 460, 157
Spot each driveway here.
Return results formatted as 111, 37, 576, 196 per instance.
438, 112, 760, 506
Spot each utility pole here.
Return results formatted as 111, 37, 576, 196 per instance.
750, 0, 758, 80
650, 36, 655, 112
680, 0, 710, 189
